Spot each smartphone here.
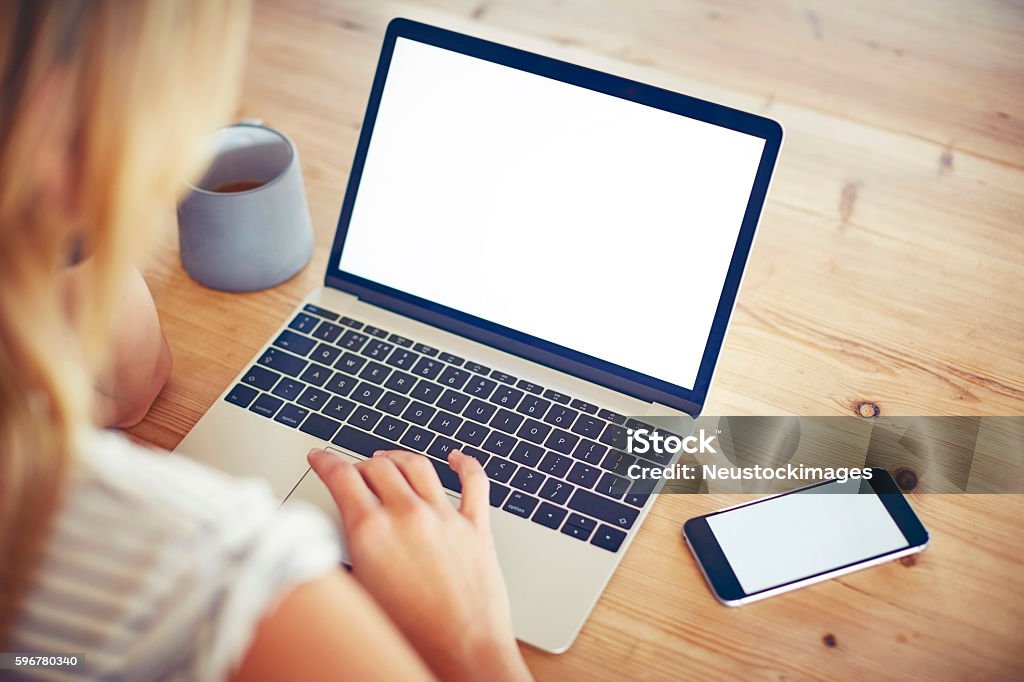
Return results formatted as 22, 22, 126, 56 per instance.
682, 468, 929, 606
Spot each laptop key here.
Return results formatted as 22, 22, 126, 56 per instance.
271, 378, 304, 401
598, 409, 625, 425
402, 401, 435, 426
570, 398, 597, 415
624, 491, 650, 508
374, 416, 408, 441
510, 468, 545, 494
358, 361, 391, 384
516, 395, 550, 419
544, 405, 578, 429
363, 325, 389, 339
464, 399, 496, 423
599, 423, 629, 449
299, 363, 332, 387
310, 343, 342, 366
561, 513, 596, 541
351, 406, 383, 431
490, 408, 524, 434
571, 415, 604, 439
460, 447, 489, 466
438, 352, 464, 366
438, 366, 470, 390
491, 386, 523, 409
568, 462, 602, 488
572, 439, 608, 464
482, 432, 516, 458
288, 312, 318, 333
544, 429, 579, 455
510, 441, 544, 467
257, 348, 307, 377
299, 413, 342, 441
465, 362, 490, 375
543, 389, 569, 404
273, 330, 316, 356
532, 503, 567, 530
428, 411, 463, 436
386, 348, 418, 370
225, 384, 258, 408
242, 365, 280, 391
275, 403, 308, 428
250, 393, 283, 418
409, 379, 443, 403
438, 389, 470, 414
335, 352, 366, 375
489, 482, 511, 507
596, 472, 631, 499
387, 333, 413, 348
503, 492, 539, 518
352, 382, 384, 406
297, 386, 330, 410
400, 425, 434, 452
331, 424, 400, 458
302, 304, 338, 320
539, 479, 574, 504
324, 372, 357, 397
339, 316, 363, 330
455, 421, 489, 446
323, 396, 356, 421
516, 418, 550, 444
561, 522, 593, 542
363, 339, 394, 360
312, 321, 343, 343
427, 437, 461, 461
413, 343, 438, 357
516, 379, 543, 395
568, 489, 639, 530
540, 451, 573, 478
601, 450, 636, 477
490, 370, 516, 385
465, 376, 497, 400
384, 370, 417, 394
338, 330, 369, 352
484, 456, 517, 483
412, 357, 443, 380
591, 525, 627, 552
378, 391, 409, 416
428, 457, 462, 493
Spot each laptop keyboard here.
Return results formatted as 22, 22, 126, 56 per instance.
223, 303, 672, 553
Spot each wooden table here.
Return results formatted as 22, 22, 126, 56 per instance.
130, 1, 1024, 679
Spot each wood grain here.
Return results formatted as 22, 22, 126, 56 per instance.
128, 1, 1024, 679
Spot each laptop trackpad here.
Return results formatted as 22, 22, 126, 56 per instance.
282, 447, 356, 562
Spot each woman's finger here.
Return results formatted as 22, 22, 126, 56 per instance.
449, 451, 490, 527
358, 454, 419, 509
308, 449, 378, 533
375, 450, 448, 507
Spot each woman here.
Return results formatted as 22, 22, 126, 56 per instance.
0, 2, 531, 680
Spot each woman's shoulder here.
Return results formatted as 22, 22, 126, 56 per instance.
10, 428, 342, 681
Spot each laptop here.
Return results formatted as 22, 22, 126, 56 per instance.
176, 18, 782, 653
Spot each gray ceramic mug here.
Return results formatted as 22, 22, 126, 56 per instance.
177, 122, 313, 291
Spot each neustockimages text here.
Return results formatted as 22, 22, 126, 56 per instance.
624, 428, 873, 483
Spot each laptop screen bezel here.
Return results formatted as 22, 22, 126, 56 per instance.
325, 18, 783, 416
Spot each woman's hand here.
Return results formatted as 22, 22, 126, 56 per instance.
308, 448, 531, 682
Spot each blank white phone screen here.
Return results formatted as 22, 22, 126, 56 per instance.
706, 480, 909, 595
338, 38, 767, 390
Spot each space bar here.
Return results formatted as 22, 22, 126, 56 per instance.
331, 425, 400, 458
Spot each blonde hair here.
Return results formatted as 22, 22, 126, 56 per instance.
0, 0, 250, 640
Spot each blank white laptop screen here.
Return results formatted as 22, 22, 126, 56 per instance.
338, 37, 766, 390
